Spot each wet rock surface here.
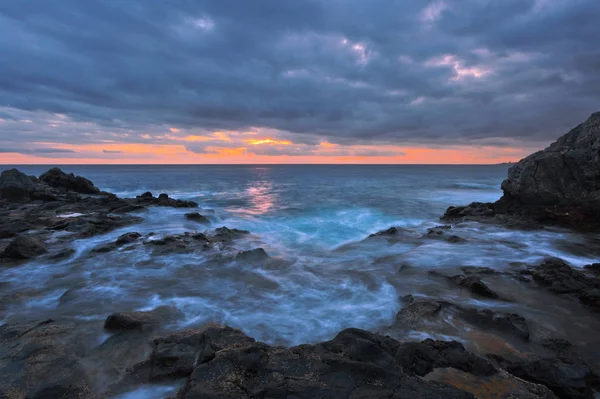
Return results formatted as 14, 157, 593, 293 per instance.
0, 167, 200, 261
2, 235, 47, 260
0, 319, 92, 399
522, 258, 600, 311
185, 212, 211, 224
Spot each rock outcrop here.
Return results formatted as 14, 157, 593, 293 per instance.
443, 112, 600, 231
0, 168, 34, 201
39, 167, 100, 194
502, 112, 600, 206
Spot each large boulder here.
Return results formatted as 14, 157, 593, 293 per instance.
0, 168, 34, 201
502, 112, 600, 206
0, 319, 92, 399
3, 235, 47, 259
39, 167, 100, 194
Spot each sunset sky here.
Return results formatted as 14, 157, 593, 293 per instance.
0, 0, 598, 164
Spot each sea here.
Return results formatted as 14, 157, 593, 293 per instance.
2, 165, 600, 397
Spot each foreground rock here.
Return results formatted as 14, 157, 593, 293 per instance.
0, 319, 92, 399
2, 235, 47, 259
443, 111, 600, 231
395, 297, 530, 341
171, 327, 479, 399
0, 168, 35, 201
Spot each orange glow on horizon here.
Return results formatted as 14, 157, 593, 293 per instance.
0, 142, 528, 165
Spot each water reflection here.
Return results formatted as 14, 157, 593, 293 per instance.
242, 167, 277, 215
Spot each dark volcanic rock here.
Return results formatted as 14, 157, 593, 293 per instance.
442, 112, 600, 231
506, 358, 596, 399
528, 258, 600, 310
104, 308, 172, 332
425, 225, 467, 243
135, 192, 198, 208
2, 235, 47, 259
211, 226, 250, 242
443, 202, 496, 221
395, 298, 450, 328
459, 308, 530, 340
450, 275, 500, 299
138, 191, 154, 199
584, 263, 600, 275
175, 327, 476, 399
235, 248, 269, 263
185, 212, 210, 224
369, 226, 400, 237
0, 319, 92, 399
0, 168, 34, 201
395, 339, 496, 377
144, 232, 211, 255
39, 167, 100, 194
531, 258, 597, 294
116, 232, 142, 246
149, 326, 256, 381
502, 112, 600, 207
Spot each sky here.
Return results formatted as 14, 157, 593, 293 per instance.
0, 0, 598, 164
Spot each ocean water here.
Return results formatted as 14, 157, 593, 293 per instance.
2, 165, 600, 351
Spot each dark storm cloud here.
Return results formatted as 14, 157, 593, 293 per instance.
0, 0, 598, 149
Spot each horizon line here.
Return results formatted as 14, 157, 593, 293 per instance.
1, 162, 515, 167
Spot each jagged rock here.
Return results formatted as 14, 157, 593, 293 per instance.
39, 167, 100, 194
531, 258, 597, 294
138, 191, 154, 199
104, 307, 173, 332
0, 319, 92, 399
443, 202, 495, 221
235, 248, 269, 263
3, 235, 47, 259
450, 275, 500, 299
49, 214, 144, 239
395, 298, 448, 327
144, 232, 211, 255
369, 226, 400, 237
185, 212, 210, 225
0, 168, 34, 201
116, 232, 142, 246
584, 263, 600, 275
505, 357, 597, 399
502, 112, 600, 207
135, 192, 198, 208
211, 226, 250, 242
459, 308, 530, 341
149, 326, 256, 381
425, 225, 466, 243
395, 339, 496, 377
176, 327, 476, 399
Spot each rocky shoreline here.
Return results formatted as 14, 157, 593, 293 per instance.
2, 113, 600, 399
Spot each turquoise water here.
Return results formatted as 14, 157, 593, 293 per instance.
2, 165, 598, 348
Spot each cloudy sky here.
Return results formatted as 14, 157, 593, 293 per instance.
0, 0, 598, 164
